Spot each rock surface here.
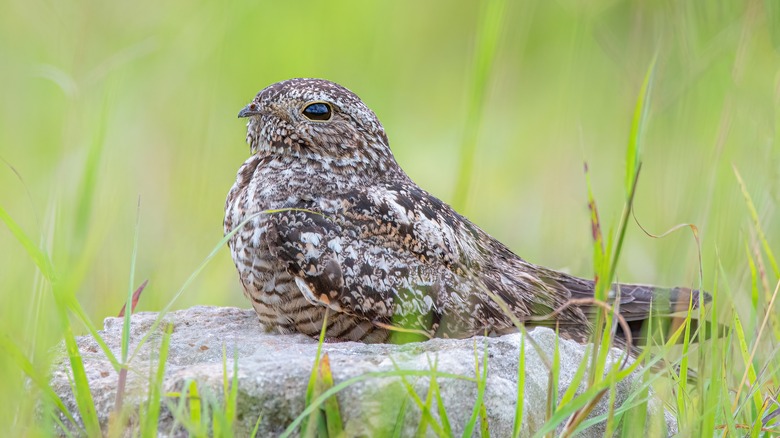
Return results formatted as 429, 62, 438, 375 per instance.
50, 306, 675, 436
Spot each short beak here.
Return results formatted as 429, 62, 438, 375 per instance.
238, 104, 261, 118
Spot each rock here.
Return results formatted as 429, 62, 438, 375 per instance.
49, 306, 676, 436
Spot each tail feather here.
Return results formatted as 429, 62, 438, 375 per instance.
557, 275, 719, 345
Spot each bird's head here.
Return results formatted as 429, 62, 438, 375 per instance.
238, 78, 395, 173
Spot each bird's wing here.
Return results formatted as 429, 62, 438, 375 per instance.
261, 205, 450, 338
261, 184, 550, 339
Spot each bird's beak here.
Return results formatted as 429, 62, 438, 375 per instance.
238, 104, 261, 118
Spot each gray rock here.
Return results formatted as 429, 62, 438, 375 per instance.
49, 306, 676, 436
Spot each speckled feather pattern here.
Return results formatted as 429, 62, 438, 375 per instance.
225, 78, 704, 344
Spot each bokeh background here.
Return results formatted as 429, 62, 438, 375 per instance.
0, 0, 778, 427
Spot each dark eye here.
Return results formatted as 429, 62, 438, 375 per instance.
302, 102, 333, 121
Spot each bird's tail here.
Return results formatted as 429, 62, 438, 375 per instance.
566, 279, 720, 345
615, 284, 719, 345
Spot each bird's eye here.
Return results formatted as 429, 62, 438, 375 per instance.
302, 102, 333, 121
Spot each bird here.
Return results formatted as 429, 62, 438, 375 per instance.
224, 78, 708, 346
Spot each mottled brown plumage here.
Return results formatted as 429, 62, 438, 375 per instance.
224, 78, 706, 345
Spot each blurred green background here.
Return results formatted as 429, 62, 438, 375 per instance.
0, 0, 778, 426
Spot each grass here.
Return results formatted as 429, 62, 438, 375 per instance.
1, 0, 779, 436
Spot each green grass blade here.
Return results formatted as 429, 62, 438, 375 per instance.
618, 368, 647, 437
0, 203, 55, 281
250, 414, 263, 438
122, 199, 142, 364
624, 54, 657, 195
584, 162, 606, 282
462, 339, 489, 438
389, 357, 444, 437
745, 240, 760, 310
426, 356, 452, 437
698, 267, 721, 437
414, 374, 434, 437
142, 323, 173, 437
733, 165, 779, 277
55, 297, 101, 437
226, 347, 239, 427
609, 53, 658, 287
188, 381, 202, 434
452, 0, 506, 211
73, 92, 110, 241
558, 344, 590, 406
115, 199, 142, 415
0, 332, 80, 431
64, 295, 119, 369
302, 310, 329, 437
548, 333, 560, 420
392, 396, 410, 438
479, 400, 490, 438
512, 334, 525, 438
676, 290, 695, 409
734, 277, 780, 413
319, 354, 344, 437
732, 312, 763, 413
604, 364, 619, 436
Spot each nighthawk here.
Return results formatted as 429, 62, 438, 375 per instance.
224, 78, 706, 345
